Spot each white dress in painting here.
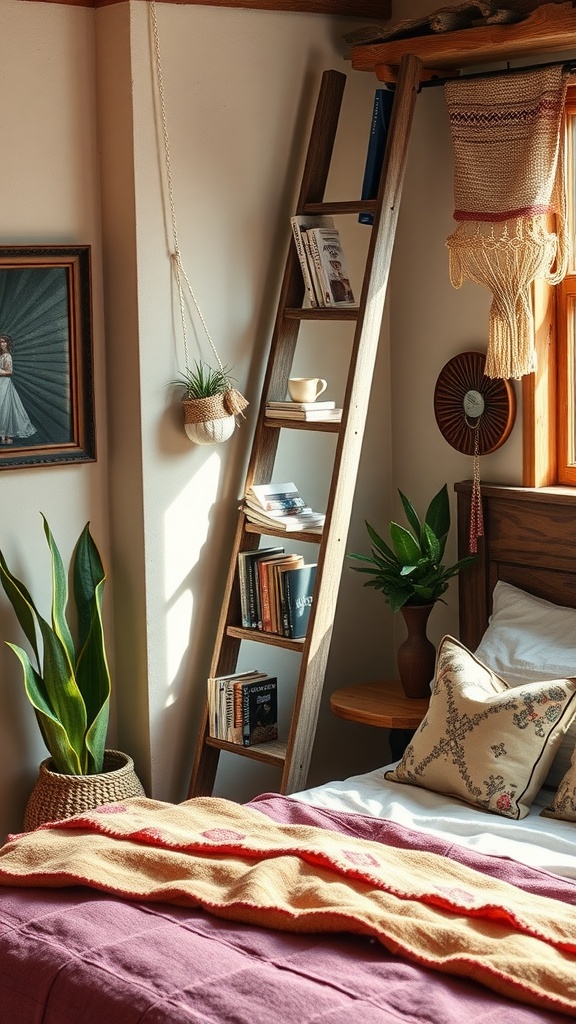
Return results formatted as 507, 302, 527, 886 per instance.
0, 352, 36, 440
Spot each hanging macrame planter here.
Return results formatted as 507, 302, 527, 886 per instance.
182, 385, 248, 445
151, 1, 248, 444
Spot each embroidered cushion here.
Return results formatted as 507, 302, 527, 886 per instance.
474, 581, 576, 788
541, 746, 576, 822
385, 635, 576, 820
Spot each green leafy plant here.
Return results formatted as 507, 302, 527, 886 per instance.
0, 516, 111, 776
349, 484, 476, 612
170, 359, 235, 399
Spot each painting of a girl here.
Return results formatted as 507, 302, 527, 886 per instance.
0, 334, 36, 445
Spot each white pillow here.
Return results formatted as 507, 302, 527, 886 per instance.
474, 581, 576, 787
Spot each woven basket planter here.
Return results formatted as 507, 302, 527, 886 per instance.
23, 749, 145, 832
182, 394, 236, 445
181, 384, 249, 445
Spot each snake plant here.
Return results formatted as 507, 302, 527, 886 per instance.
0, 516, 111, 775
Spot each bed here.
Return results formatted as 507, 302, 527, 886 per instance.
1, 481, 576, 1024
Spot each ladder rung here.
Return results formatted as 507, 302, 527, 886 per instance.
285, 307, 359, 321
302, 200, 377, 217
206, 735, 287, 767
264, 418, 341, 433
227, 625, 305, 652
243, 523, 323, 543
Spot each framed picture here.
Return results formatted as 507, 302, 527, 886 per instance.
0, 245, 95, 470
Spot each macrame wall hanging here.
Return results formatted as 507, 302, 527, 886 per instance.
150, 0, 248, 445
445, 65, 569, 380
433, 351, 516, 553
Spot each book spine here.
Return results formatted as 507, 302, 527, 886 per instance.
249, 487, 299, 504
306, 229, 332, 306
259, 561, 273, 632
290, 218, 318, 307
237, 554, 251, 628
242, 679, 278, 747
258, 497, 306, 511
359, 89, 393, 225
207, 677, 216, 737
245, 557, 259, 629
280, 572, 291, 638
301, 230, 323, 306
284, 572, 295, 638
224, 678, 236, 743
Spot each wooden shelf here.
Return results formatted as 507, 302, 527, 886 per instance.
330, 678, 430, 729
284, 307, 359, 320
302, 200, 377, 216
227, 625, 305, 652
52, 0, 391, 15
244, 523, 323, 543
264, 417, 341, 432
350, 3, 576, 83
206, 734, 287, 766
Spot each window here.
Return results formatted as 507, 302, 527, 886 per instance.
556, 86, 576, 486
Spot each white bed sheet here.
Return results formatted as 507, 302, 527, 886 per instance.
294, 763, 576, 878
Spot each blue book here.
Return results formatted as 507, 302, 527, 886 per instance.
359, 89, 394, 225
282, 563, 318, 639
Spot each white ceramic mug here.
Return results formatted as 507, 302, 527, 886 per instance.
288, 377, 327, 403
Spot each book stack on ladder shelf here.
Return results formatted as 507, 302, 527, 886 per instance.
265, 400, 342, 423
290, 215, 356, 308
241, 481, 325, 533
237, 545, 318, 639
207, 670, 278, 747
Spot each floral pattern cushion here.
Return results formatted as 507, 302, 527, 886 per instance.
541, 746, 576, 822
385, 635, 576, 820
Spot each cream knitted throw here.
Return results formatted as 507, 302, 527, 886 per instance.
2, 796, 576, 1014
445, 66, 568, 379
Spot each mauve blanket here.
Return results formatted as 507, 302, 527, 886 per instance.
0, 794, 574, 1024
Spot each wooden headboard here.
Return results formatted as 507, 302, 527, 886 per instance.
455, 481, 576, 651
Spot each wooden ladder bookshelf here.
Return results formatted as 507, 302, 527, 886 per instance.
188, 54, 422, 799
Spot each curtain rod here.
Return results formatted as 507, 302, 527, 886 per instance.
412, 56, 576, 90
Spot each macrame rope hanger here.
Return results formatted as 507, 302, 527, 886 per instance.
150, 0, 248, 422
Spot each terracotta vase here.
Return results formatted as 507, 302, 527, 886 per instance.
23, 749, 145, 832
397, 604, 437, 699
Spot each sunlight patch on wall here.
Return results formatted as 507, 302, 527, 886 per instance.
165, 589, 193, 691
163, 452, 222, 600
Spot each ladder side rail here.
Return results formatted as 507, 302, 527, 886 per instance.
187, 69, 347, 798
246, 69, 347, 492
282, 54, 423, 794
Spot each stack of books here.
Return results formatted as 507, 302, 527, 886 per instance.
290, 215, 355, 308
242, 481, 325, 533
266, 400, 342, 422
238, 545, 318, 638
207, 669, 278, 747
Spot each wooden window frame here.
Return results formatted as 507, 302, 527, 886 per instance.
523, 85, 576, 488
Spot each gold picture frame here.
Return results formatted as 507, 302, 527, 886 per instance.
0, 245, 95, 470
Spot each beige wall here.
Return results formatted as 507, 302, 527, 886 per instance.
0, 0, 547, 839
0, 1, 111, 837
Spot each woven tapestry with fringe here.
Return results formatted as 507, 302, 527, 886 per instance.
445, 66, 568, 379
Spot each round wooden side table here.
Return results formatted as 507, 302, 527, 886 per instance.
330, 678, 430, 759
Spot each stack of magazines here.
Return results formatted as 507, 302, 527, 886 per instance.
242, 481, 325, 532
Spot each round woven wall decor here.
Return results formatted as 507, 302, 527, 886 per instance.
433, 351, 516, 456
